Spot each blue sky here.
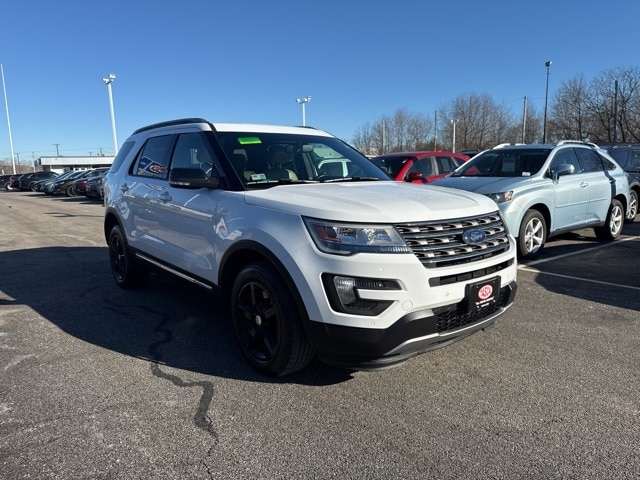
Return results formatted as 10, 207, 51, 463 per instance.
0, 0, 638, 163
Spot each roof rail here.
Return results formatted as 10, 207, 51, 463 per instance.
133, 118, 209, 135
493, 143, 525, 149
556, 140, 599, 148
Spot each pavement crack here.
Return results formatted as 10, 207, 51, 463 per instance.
140, 305, 219, 442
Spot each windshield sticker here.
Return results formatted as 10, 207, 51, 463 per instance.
250, 173, 267, 181
502, 157, 516, 173
238, 137, 262, 145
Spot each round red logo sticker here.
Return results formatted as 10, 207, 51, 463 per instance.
478, 285, 493, 300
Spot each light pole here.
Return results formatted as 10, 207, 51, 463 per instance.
451, 119, 458, 153
0, 61, 16, 174
102, 73, 118, 154
522, 96, 528, 143
543, 60, 552, 143
295, 96, 311, 126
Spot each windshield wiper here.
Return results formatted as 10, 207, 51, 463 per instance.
245, 179, 319, 186
321, 177, 380, 183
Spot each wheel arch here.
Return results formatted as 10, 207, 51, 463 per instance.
104, 211, 122, 244
219, 241, 308, 320
519, 202, 551, 236
614, 192, 628, 217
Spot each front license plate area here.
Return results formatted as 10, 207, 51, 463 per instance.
467, 277, 500, 312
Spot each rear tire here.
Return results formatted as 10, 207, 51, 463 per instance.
595, 199, 624, 240
108, 225, 149, 289
518, 210, 546, 259
231, 261, 314, 376
625, 190, 637, 224
65, 185, 75, 197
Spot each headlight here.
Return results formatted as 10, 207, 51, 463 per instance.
303, 218, 411, 255
486, 191, 513, 203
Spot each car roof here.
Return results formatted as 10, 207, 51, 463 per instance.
131, 117, 332, 138
373, 151, 466, 158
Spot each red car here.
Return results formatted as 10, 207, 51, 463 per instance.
371, 151, 469, 183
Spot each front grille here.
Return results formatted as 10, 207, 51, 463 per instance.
395, 212, 510, 268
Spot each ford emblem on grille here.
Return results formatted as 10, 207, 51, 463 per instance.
462, 229, 486, 245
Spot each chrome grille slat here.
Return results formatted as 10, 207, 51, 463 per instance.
396, 212, 510, 268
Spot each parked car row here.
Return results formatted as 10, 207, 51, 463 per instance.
3, 168, 109, 200
367, 142, 636, 260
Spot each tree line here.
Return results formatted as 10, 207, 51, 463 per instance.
351, 66, 640, 154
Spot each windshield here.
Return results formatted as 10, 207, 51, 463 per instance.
373, 156, 412, 177
215, 131, 390, 188
451, 148, 551, 177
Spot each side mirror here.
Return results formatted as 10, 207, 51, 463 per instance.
406, 171, 423, 182
551, 163, 575, 181
169, 168, 220, 189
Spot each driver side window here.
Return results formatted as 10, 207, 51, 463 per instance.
409, 157, 433, 176
170, 133, 214, 175
550, 149, 581, 174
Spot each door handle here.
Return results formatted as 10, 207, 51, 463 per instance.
579, 182, 588, 188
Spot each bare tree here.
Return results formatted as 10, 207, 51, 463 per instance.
351, 109, 432, 154
506, 99, 542, 143
351, 65, 640, 153
549, 74, 592, 141
439, 92, 517, 151
588, 66, 640, 142
351, 122, 375, 154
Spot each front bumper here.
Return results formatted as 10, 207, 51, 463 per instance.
307, 281, 517, 370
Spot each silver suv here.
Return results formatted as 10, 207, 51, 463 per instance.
104, 118, 518, 375
434, 141, 631, 259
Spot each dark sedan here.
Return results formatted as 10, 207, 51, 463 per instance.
607, 144, 639, 223
6, 174, 26, 190
71, 168, 110, 197
18, 171, 58, 191
0, 174, 12, 189
85, 171, 108, 200
49, 170, 88, 196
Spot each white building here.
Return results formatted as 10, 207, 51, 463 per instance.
36, 155, 115, 174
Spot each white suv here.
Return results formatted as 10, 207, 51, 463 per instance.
104, 119, 518, 375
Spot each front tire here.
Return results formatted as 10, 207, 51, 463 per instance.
518, 209, 546, 259
108, 225, 149, 289
625, 190, 638, 224
231, 261, 314, 376
595, 199, 624, 240
65, 185, 75, 197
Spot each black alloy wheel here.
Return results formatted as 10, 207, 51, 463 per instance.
231, 261, 313, 376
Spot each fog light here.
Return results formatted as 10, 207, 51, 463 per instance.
322, 274, 399, 316
333, 276, 357, 305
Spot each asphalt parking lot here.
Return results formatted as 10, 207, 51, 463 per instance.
1, 190, 638, 479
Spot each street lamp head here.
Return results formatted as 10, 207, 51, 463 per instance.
296, 96, 311, 104
102, 73, 116, 85
545, 61, 552, 67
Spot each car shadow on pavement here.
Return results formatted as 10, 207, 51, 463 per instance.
519, 223, 640, 312
0, 246, 354, 386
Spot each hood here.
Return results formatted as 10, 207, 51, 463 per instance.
243, 181, 498, 223
433, 176, 533, 194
